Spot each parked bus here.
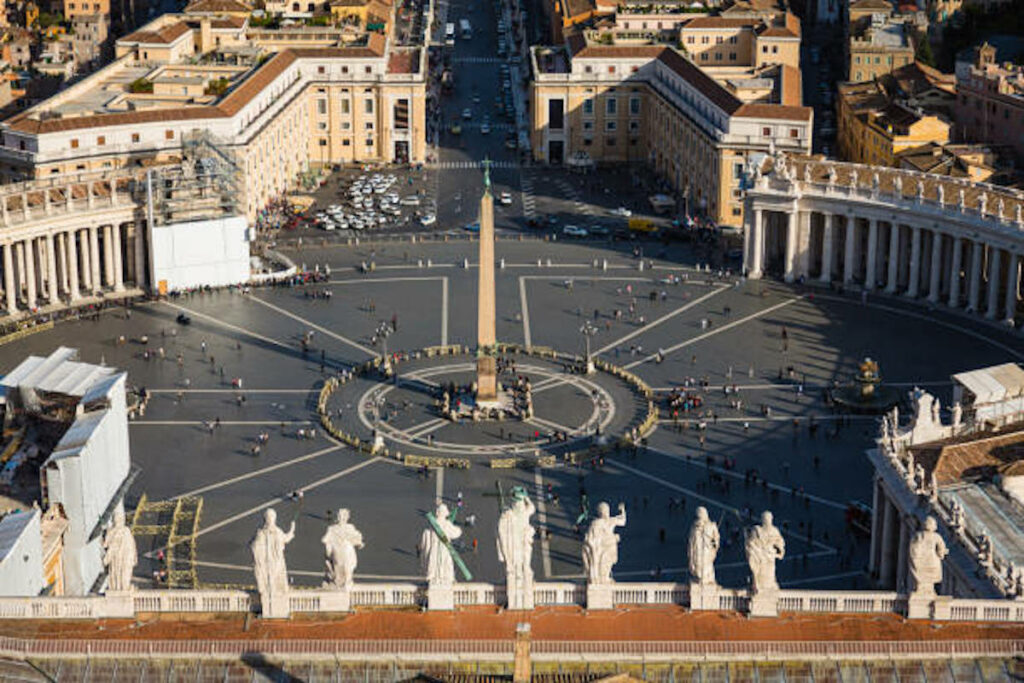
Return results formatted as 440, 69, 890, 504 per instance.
444, 22, 455, 46
459, 18, 472, 39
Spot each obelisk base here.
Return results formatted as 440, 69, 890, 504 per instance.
477, 355, 497, 401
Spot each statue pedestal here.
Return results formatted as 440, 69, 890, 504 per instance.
371, 433, 385, 454
260, 591, 291, 619
747, 589, 779, 618
318, 588, 352, 612
104, 590, 134, 618
906, 592, 942, 619
587, 583, 614, 610
506, 583, 535, 610
427, 585, 454, 611
688, 582, 719, 611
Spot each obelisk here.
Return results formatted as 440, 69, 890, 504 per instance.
476, 159, 498, 401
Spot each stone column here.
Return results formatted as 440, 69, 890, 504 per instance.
3, 243, 15, 315
112, 224, 124, 292
67, 231, 80, 301
24, 239, 36, 311
57, 233, 68, 296
928, 231, 944, 304
948, 237, 963, 308
865, 218, 879, 290
1005, 252, 1019, 325
906, 227, 922, 298
869, 478, 883, 575
103, 225, 114, 288
879, 497, 897, 587
885, 223, 900, 293
44, 234, 57, 302
78, 229, 90, 291
967, 242, 982, 312
133, 222, 147, 288
896, 517, 910, 593
14, 241, 25, 300
783, 210, 798, 283
89, 227, 101, 293
987, 247, 1002, 320
749, 210, 765, 280
843, 216, 857, 285
820, 213, 834, 283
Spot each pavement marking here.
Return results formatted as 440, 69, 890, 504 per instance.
436, 465, 444, 506
247, 294, 376, 356
519, 276, 532, 348
656, 414, 879, 424
608, 459, 837, 553
326, 276, 453, 285
441, 276, 449, 347
132, 420, 315, 426
780, 570, 864, 587
160, 301, 292, 351
146, 388, 317, 394
644, 445, 849, 511
170, 444, 344, 500
427, 160, 519, 169
593, 285, 729, 356
649, 381, 952, 392
624, 296, 804, 370
534, 468, 552, 579
404, 417, 449, 440
192, 458, 382, 542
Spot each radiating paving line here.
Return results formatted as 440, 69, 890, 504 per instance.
131, 420, 315, 426
608, 459, 837, 553
146, 388, 317, 394
534, 468, 552, 579
519, 276, 532, 348
624, 296, 804, 370
160, 301, 292, 351
592, 285, 729, 356
441, 276, 449, 346
325, 276, 451, 285
247, 293, 376, 356
403, 417, 449, 440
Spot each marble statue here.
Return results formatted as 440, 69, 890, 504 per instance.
979, 192, 988, 215
322, 508, 364, 589
803, 164, 812, 183
745, 511, 785, 594
1016, 204, 1023, 224
420, 503, 462, 587
103, 506, 137, 592
251, 508, 296, 602
909, 388, 945, 444
904, 450, 916, 486
582, 502, 627, 584
937, 184, 945, 204
893, 174, 902, 195
951, 401, 963, 429
497, 494, 536, 609
916, 180, 925, 200
998, 198, 1005, 219
688, 506, 720, 586
850, 169, 858, 188
872, 172, 880, 189
828, 166, 838, 185
908, 516, 947, 596
978, 533, 994, 570
958, 188, 966, 209
950, 499, 965, 534
880, 414, 892, 441
931, 396, 941, 425
929, 472, 939, 504
915, 463, 926, 493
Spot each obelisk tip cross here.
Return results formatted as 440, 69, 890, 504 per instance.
482, 157, 492, 194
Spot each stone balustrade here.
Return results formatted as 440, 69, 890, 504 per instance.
744, 156, 1024, 328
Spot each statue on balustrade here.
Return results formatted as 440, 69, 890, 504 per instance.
893, 175, 902, 196
497, 490, 536, 609
745, 511, 785, 594
908, 516, 948, 596
251, 508, 296, 603
582, 502, 627, 585
103, 506, 137, 593
937, 184, 945, 205
979, 192, 988, 215
420, 503, 462, 587
998, 198, 1005, 218
322, 508, 364, 590
688, 506, 720, 586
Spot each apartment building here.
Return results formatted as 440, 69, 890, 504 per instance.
954, 43, 1024, 164
0, 12, 426, 218
530, 38, 812, 228
848, 14, 915, 82
63, 0, 109, 21
838, 61, 955, 166
679, 12, 799, 70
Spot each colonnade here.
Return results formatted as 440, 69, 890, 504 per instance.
747, 209, 1020, 325
0, 222, 147, 316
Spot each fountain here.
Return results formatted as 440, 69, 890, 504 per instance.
832, 358, 901, 414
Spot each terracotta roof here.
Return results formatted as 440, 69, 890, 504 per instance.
735, 102, 812, 120
850, 0, 892, 9
573, 45, 664, 59
566, 32, 587, 56
4, 45, 387, 134
5, 606, 1024, 643
387, 48, 417, 74
912, 425, 1024, 486
779, 63, 801, 107
683, 16, 757, 29
657, 47, 743, 115
120, 21, 192, 45
210, 16, 247, 28
330, 0, 369, 7
183, 0, 250, 12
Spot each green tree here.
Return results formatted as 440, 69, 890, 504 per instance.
129, 77, 154, 94
916, 36, 936, 67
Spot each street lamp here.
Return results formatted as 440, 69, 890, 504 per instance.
375, 320, 394, 376
580, 320, 597, 374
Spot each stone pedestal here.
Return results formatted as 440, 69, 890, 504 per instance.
104, 590, 134, 618
747, 589, 779, 617
688, 582, 719, 610
318, 588, 352, 612
587, 583, 614, 610
371, 433, 385, 454
906, 592, 939, 619
427, 584, 454, 610
476, 355, 497, 400
507, 582, 534, 610
260, 591, 291, 619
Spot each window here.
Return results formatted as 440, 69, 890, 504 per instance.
340, 98, 350, 114
729, 52, 737, 60
629, 97, 640, 115
583, 121, 594, 131
772, 46, 778, 54
790, 128, 799, 138
732, 207, 742, 216
606, 136, 616, 146
548, 98, 564, 129
97, 136, 105, 146
342, 139, 350, 146
762, 127, 771, 136
365, 138, 373, 146
716, 36, 723, 44
762, 45, 768, 53
342, 66, 349, 74
319, 138, 328, 146
365, 122, 374, 130
317, 99, 327, 115
165, 130, 174, 140
606, 120, 617, 131
582, 98, 594, 115
733, 162, 743, 179
608, 65, 616, 74
701, 53, 708, 61
131, 133, 140, 143
70, 138, 79, 149
729, 35, 737, 44
686, 36, 695, 44
583, 138, 592, 146
584, 65, 593, 73
341, 121, 351, 130
715, 53, 723, 61
606, 97, 617, 116
318, 66, 325, 74
365, 66, 372, 74
628, 120, 639, 132
394, 98, 409, 130
364, 98, 374, 114
317, 122, 328, 130
701, 36, 709, 44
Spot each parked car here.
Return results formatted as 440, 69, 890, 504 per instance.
611, 206, 632, 217
420, 213, 437, 226
462, 107, 472, 119
588, 224, 610, 236
562, 225, 588, 237
400, 195, 422, 206
463, 222, 480, 233
499, 191, 512, 205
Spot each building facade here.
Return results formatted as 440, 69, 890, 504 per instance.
953, 43, 1024, 165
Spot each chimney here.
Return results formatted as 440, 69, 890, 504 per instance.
200, 17, 212, 53
513, 623, 531, 683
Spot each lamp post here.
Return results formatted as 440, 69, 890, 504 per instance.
580, 320, 597, 374
375, 320, 393, 376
